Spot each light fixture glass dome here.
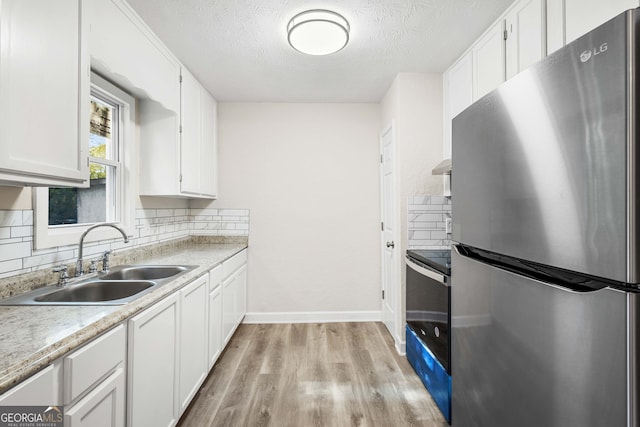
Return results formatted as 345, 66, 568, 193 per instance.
287, 9, 350, 56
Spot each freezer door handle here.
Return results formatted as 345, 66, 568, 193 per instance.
453, 244, 610, 293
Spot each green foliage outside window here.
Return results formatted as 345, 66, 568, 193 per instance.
89, 144, 107, 179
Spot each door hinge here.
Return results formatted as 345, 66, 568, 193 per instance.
382, 290, 385, 300
179, 125, 183, 133
504, 29, 508, 40
380, 154, 383, 163
179, 174, 183, 182
179, 74, 183, 83
381, 222, 384, 231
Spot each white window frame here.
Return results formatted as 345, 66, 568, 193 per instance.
33, 73, 136, 249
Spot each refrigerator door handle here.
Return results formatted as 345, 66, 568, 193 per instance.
405, 256, 447, 285
453, 244, 610, 294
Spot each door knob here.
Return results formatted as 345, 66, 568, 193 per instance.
386, 241, 395, 248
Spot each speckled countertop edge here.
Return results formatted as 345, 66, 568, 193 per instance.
0, 237, 247, 394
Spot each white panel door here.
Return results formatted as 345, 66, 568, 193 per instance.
380, 125, 396, 337
565, 0, 638, 44
505, 0, 545, 79
0, 0, 88, 186
473, 21, 506, 101
178, 274, 208, 413
180, 68, 202, 194
128, 293, 179, 427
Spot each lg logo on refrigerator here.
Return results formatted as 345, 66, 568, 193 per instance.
580, 43, 608, 62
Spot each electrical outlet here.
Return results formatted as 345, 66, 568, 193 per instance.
446, 217, 452, 234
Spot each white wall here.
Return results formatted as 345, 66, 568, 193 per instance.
380, 72, 443, 349
192, 103, 381, 322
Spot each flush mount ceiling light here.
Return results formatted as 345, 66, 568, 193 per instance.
287, 9, 350, 56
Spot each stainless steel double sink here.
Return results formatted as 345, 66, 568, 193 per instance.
0, 265, 196, 306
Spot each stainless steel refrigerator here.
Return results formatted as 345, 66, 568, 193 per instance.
451, 9, 640, 427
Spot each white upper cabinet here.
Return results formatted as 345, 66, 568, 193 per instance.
472, 21, 506, 101
505, 0, 546, 79
180, 69, 217, 198
88, 0, 180, 114
546, 0, 566, 54
565, 0, 639, 44
139, 68, 218, 199
443, 0, 546, 156
443, 53, 473, 157
0, 0, 89, 187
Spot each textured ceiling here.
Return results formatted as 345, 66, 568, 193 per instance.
126, 0, 513, 102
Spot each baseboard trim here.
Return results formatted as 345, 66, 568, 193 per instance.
243, 310, 382, 324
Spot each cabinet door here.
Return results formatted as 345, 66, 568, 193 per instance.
200, 90, 218, 198
235, 265, 247, 325
128, 293, 180, 427
0, 0, 88, 186
443, 53, 473, 157
565, 0, 638, 44
473, 21, 506, 101
65, 368, 125, 427
180, 68, 202, 195
222, 272, 237, 345
208, 265, 223, 368
546, 0, 565, 54
179, 274, 208, 413
505, 0, 545, 79
88, 0, 180, 113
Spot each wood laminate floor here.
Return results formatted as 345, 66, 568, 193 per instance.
177, 322, 447, 427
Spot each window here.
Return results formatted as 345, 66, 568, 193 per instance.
34, 74, 136, 249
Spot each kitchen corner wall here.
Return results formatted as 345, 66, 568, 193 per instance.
191, 102, 382, 323
0, 207, 248, 279
381, 72, 444, 352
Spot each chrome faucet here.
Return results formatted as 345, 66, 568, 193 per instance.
76, 223, 129, 277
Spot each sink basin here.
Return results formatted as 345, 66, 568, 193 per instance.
34, 280, 155, 303
100, 265, 190, 281
0, 264, 197, 306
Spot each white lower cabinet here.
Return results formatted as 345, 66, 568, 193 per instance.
222, 250, 248, 345
0, 250, 249, 427
178, 274, 209, 413
65, 368, 125, 427
128, 293, 180, 427
0, 362, 62, 406
208, 265, 224, 368
64, 324, 126, 427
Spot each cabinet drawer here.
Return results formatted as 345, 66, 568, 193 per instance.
64, 324, 126, 404
222, 250, 247, 277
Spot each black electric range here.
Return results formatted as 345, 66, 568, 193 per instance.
405, 248, 451, 372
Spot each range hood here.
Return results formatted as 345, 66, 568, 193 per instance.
432, 158, 452, 175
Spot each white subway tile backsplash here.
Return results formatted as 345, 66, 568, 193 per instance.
10, 226, 32, 238
0, 211, 23, 227
408, 196, 451, 250
0, 208, 250, 279
0, 242, 31, 262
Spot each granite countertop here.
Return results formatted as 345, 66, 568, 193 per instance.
0, 238, 247, 394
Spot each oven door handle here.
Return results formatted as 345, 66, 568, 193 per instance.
405, 256, 448, 286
